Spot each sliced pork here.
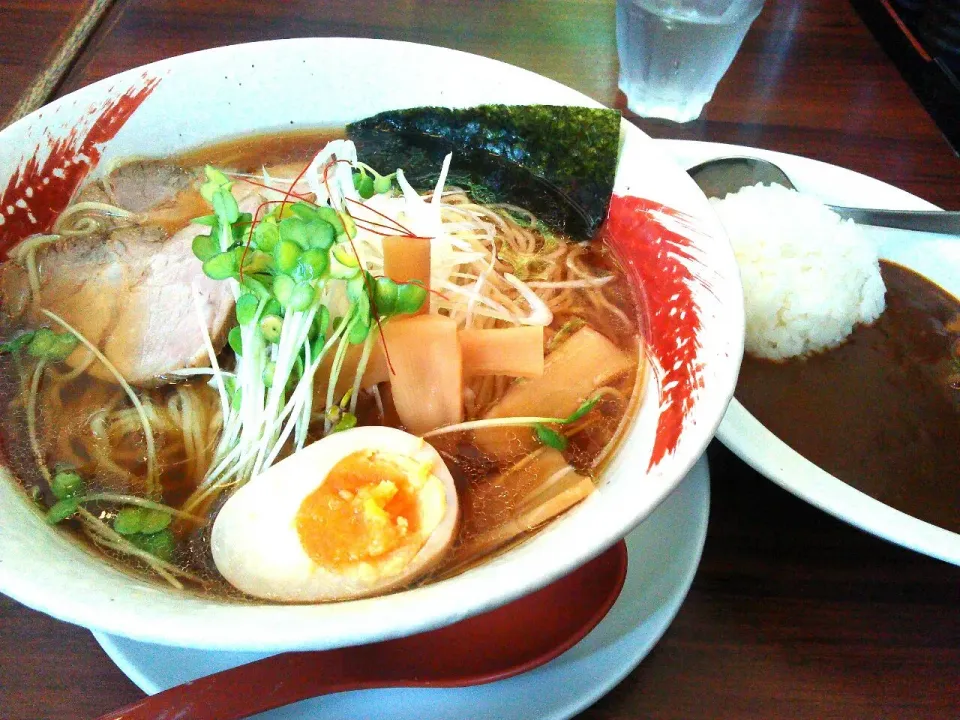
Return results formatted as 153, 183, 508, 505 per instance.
0, 160, 252, 386
1, 222, 233, 386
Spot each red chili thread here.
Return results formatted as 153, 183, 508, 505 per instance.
343, 196, 433, 241
232, 176, 314, 202
344, 196, 413, 235
350, 215, 415, 236
277, 152, 322, 222
233, 171, 422, 237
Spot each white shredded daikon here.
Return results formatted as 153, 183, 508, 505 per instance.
305, 139, 360, 210
526, 276, 614, 289
503, 273, 554, 326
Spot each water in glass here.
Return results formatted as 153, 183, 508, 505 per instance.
616, 0, 764, 122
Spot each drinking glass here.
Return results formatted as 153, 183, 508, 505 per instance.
616, 0, 765, 123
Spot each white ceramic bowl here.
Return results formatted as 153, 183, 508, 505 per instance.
0, 39, 743, 651
660, 139, 960, 567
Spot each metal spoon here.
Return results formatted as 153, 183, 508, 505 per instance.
94, 541, 628, 720
687, 156, 960, 235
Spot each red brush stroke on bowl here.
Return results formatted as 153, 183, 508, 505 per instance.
602, 194, 704, 469
0, 73, 161, 260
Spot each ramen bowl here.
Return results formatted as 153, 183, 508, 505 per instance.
0, 39, 742, 651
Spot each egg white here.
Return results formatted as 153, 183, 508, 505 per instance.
210, 426, 459, 602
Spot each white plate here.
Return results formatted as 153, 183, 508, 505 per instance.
92, 455, 709, 720
658, 139, 960, 566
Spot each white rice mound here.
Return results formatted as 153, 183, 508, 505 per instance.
710, 183, 886, 360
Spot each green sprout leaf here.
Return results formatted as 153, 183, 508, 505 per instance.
396, 282, 427, 315
290, 354, 305, 383
192, 233, 219, 262
212, 188, 240, 225
0, 331, 36, 354
353, 172, 375, 199
254, 219, 280, 252
49, 334, 79, 361
374, 277, 398, 316
531, 396, 601, 451
273, 274, 296, 308
279, 217, 312, 249
202, 251, 238, 280
290, 203, 347, 236
373, 173, 394, 195
201, 166, 232, 195
140, 508, 172, 535
534, 424, 567, 451
263, 298, 282, 317
306, 220, 336, 250
237, 249, 273, 275
262, 361, 277, 388
315, 305, 331, 337
546, 317, 585, 353
309, 306, 331, 355
332, 242, 360, 269
228, 327, 243, 356
231, 213, 254, 243
346, 272, 368, 302
191, 214, 219, 227
25, 328, 57, 358
113, 507, 145, 535
348, 315, 372, 345
332, 412, 358, 434
51, 469, 84, 500
288, 282, 316, 312
288, 202, 316, 221
274, 239, 303, 273
46, 498, 80, 525
299, 248, 329, 278
235, 293, 259, 325
25, 328, 77, 361
129, 528, 175, 562
566, 396, 600, 424
342, 212, 357, 239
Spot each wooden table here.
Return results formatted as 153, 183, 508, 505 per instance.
1, 1, 958, 718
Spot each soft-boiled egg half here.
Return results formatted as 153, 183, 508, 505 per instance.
211, 426, 459, 602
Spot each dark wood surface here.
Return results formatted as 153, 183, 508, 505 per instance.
0, 0, 101, 124
1, 0, 959, 718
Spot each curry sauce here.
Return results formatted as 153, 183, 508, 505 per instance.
736, 261, 960, 534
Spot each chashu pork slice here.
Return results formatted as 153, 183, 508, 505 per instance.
1, 221, 234, 387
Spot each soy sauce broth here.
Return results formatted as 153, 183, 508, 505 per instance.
736, 261, 960, 533
174, 128, 344, 169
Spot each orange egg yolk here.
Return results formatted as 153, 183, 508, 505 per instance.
295, 450, 422, 570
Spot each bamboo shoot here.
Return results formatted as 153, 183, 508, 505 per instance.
381, 314, 463, 434
474, 326, 635, 459
459, 326, 544, 378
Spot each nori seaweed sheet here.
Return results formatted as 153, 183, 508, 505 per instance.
346, 105, 621, 240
